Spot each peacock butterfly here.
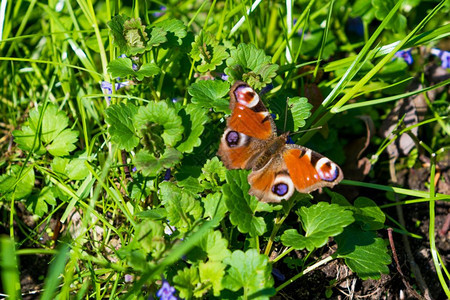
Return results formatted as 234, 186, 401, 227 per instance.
217, 81, 343, 203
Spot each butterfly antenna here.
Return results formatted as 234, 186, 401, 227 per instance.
289, 126, 323, 136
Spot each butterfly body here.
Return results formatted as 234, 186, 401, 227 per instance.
218, 81, 343, 203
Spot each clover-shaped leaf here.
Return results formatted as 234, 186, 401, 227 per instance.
134, 101, 183, 147
176, 104, 209, 153
225, 43, 279, 89
188, 80, 230, 113
105, 102, 140, 151
281, 202, 354, 251
336, 224, 391, 280
223, 249, 275, 299
223, 170, 266, 237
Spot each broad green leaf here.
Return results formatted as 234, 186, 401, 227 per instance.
225, 43, 279, 89
135, 208, 167, 220
107, 15, 128, 53
354, 197, 385, 231
134, 148, 182, 177
223, 170, 266, 237
0, 166, 35, 200
107, 57, 134, 78
200, 157, 226, 190
287, 97, 312, 130
123, 18, 148, 56
336, 225, 391, 280
202, 192, 227, 224
191, 31, 229, 72
134, 101, 183, 147
12, 126, 45, 155
176, 104, 209, 153
188, 229, 231, 262
135, 62, 160, 80
65, 155, 90, 181
222, 249, 275, 299
199, 261, 226, 297
25, 186, 56, 217
154, 19, 187, 46
105, 102, 140, 151
177, 176, 204, 194
159, 182, 203, 232
108, 58, 160, 80
188, 80, 230, 113
281, 202, 354, 251
372, 0, 407, 32
134, 219, 165, 257
13, 104, 78, 157
46, 129, 78, 156
173, 267, 206, 299
147, 27, 167, 49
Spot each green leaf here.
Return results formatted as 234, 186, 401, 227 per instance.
65, 154, 90, 181
173, 266, 204, 299
123, 18, 148, 56
188, 80, 230, 113
191, 31, 229, 72
107, 57, 134, 78
353, 197, 385, 231
372, 0, 407, 32
13, 104, 78, 157
189, 229, 231, 262
134, 101, 183, 147
176, 104, 209, 153
105, 102, 140, 151
154, 19, 187, 47
223, 249, 275, 299
146, 27, 167, 49
135, 62, 160, 81
225, 43, 279, 90
287, 97, 313, 130
107, 58, 160, 80
25, 186, 56, 217
107, 15, 128, 54
223, 170, 266, 237
135, 208, 167, 220
134, 219, 165, 257
200, 157, 227, 191
202, 192, 227, 224
134, 148, 182, 177
159, 182, 203, 232
0, 166, 34, 200
46, 129, 79, 156
280, 202, 354, 251
336, 225, 391, 280
199, 261, 226, 297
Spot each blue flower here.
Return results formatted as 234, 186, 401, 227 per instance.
156, 281, 177, 300
394, 49, 413, 65
100, 81, 131, 104
153, 6, 166, 18
219, 73, 229, 81
431, 48, 450, 69
260, 83, 273, 96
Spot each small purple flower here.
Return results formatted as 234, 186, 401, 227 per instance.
260, 83, 273, 96
272, 268, 285, 281
132, 64, 139, 71
100, 80, 130, 104
153, 6, 166, 18
118, 54, 127, 58
431, 48, 450, 69
164, 169, 171, 180
394, 49, 413, 65
124, 274, 133, 282
132, 167, 137, 172
156, 281, 177, 300
219, 73, 229, 81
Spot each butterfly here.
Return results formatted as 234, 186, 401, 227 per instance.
217, 81, 343, 203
